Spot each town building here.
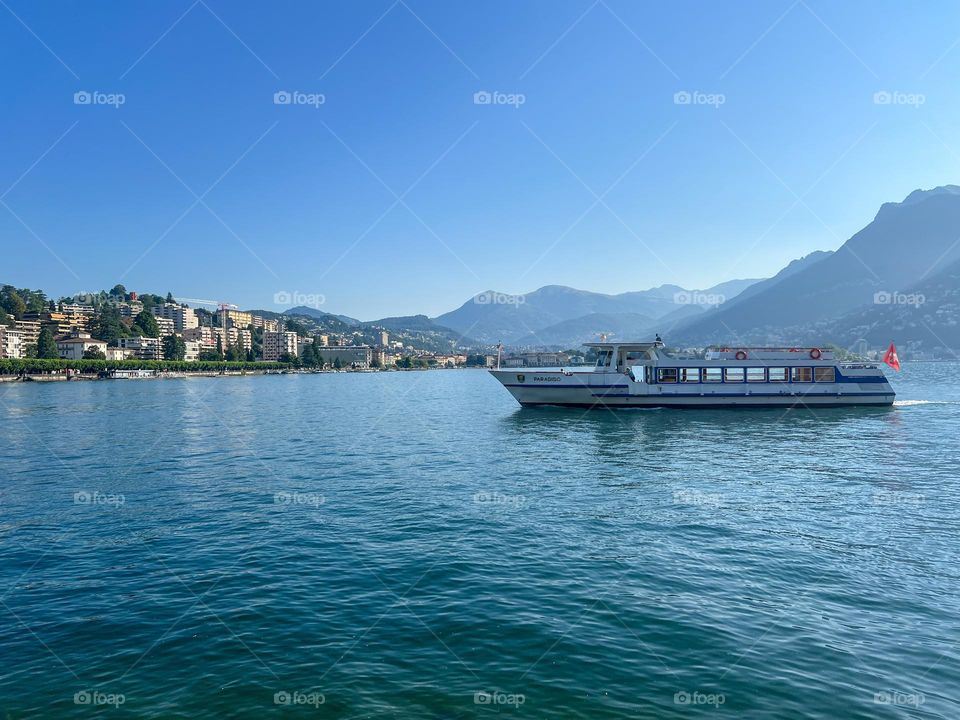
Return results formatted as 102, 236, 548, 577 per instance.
14, 320, 40, 347
262, 331, 298, 361
106, 347, 135, 361
216, 309, 253, 329
182, 326, 218, 350
379, 331, 389, 347
116, 300, 144, 318
56, 332, 108, 361
297, 336, 313, 356
155, 317, 175, 337
115, 336, 162, 360
152, 303, 198, 331
183, 340, 200, 362
316, 345, 372, 369
0, 326, 25, 359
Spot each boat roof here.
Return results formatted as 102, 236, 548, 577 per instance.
582, 342, 659, 350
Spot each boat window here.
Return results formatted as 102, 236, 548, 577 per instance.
792, 367, 813, 382
702, 367, 723, 383
724, 368, 745, 383
814, 367, 836, 383
768, 367, 789, 382
680, 368, 700, 383
657, 368, 678, 383
746, 368, 766, 383
645, 366, 653, 384
595, 350, 611, 367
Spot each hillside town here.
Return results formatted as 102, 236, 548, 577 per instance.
0, 284, 498, 371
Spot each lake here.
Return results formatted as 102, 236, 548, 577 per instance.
1, 365, 958, 718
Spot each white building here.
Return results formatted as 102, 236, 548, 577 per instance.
56, 332, 108, 361
262, 331, 298, 361
116, 336, 162, 360
182, 326, 218, 350
0, 326, 25, 359
107, 347, 135, 361
155, 317, 175, 337
152, 303, 198, 331
183, 340, 200, 362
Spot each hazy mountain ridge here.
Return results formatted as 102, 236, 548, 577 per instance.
434, 279, 761, 345
672, 186, 960, 347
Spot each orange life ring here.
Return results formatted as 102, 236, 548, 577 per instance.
735, 350, 747, 360
810, 348, 822, 360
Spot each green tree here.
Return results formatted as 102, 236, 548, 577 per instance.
162, 334, 186, 361
109, 284, 127, 299
166, 292, 175, 304
226, 342, 244, 362
0, 287, 27, 318
90, 306, 128, 343
132, 310, 160, 338
333, 356, 342, 370
82, 346, 106, 360
36, 327, 59, 359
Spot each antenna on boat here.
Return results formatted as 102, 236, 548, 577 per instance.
496, 342, 503, 369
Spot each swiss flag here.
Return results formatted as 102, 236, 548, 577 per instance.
883, 342, 901, 371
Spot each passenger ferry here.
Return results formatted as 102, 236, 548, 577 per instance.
490, 340, 895, 408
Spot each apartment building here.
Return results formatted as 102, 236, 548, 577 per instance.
152, 303, 198, 331
116, 336, 162, 360
262, 331, 298, 361
0, 326, 25, 359
316, 345, 372, 369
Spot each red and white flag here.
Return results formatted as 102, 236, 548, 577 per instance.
883, 342, 901, 371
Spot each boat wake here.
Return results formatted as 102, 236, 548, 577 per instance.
894, 399, 959, 407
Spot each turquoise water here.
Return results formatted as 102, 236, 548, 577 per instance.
1, 365, 958, 718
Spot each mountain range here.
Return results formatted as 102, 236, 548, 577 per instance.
266, 185, 960, 353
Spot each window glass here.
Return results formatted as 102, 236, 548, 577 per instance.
658, 368, 678, 383
680, 368, 700, 383
724, 368, 745, 383
702, 367, 723, 383
814, 367, 836, 383
792, 367, 813, 383
596, 351, 611, 367
746, 368, 766, 383
768, 367, 789, 382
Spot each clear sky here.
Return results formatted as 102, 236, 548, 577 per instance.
3, 0, 960, 319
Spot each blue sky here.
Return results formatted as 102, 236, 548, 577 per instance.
3, 1, 960, 319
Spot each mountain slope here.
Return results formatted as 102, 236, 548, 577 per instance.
673, 187, 960, 344
435, 280, 761, 344
510, 312, 657, 347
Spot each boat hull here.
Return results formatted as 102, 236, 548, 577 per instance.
490, 370, 895, 409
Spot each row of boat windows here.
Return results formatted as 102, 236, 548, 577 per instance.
650, 367, 837, 384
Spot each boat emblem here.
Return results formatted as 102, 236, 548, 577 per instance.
516, 374, 526, 383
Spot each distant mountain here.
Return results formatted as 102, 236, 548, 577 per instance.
814, 255, 960, 350
510, 312, 657, 347
672, 187, 960, 345
434, 279, 761, 345
284, 306, 361, 326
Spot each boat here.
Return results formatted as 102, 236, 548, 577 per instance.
490, 340, 895, 408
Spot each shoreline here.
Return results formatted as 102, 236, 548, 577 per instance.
0, 366, 481, 383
